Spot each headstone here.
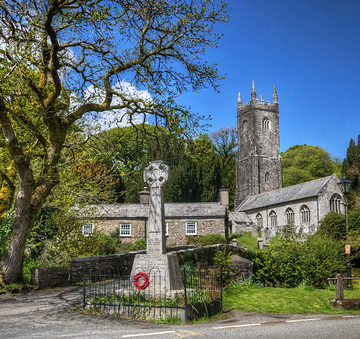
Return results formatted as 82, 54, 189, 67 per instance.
257, 238, 264, 250
131, 161, 183, 292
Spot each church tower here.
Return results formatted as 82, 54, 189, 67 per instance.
235, 82, 282, 208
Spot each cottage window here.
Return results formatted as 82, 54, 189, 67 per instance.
285, 208, 295, 225
186, 221, 197, 235
265, 172, 270, 182
262, 117, 271, 130
330, 194, 342, 213
120, 223, 131, 237
269, 210, 277, 228
300, 206, 310, 224
82, 223, 94, 236
256, 213, 263, 228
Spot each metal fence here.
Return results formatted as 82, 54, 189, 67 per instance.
82, 267, 222, 321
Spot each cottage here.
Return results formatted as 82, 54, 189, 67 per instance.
77, 189, 228, 245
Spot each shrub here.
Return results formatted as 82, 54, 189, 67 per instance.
300, 234, 345, 288
318, 212, 346, 240
254, 235, 345, 288
213, 247, 233, 285
33, 211, 118, 267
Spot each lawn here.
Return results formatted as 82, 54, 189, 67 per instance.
236, 232, 258, 251
236, 232, 282, 251
223, 282, 360, 314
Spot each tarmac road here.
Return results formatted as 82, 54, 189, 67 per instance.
1, 286, 360, 338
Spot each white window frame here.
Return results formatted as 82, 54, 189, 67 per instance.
285, 208, 295, 225
256, 213, 263, 228
82, 223, 94, 237
185, 221, 197, 235
165, 222, 169, 236
300, 205, 311, 225
262, 117, 271, 130
119, 223, 132, 237
330, 194, 342, 213
269, 210, 277, 228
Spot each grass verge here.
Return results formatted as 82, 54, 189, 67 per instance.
223, 283, 360, 314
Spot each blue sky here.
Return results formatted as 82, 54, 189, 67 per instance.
177, 0, 360, 160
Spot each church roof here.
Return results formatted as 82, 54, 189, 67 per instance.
228, 211, 252, 224
76, 202, 226, 219
237, 175, 336, 212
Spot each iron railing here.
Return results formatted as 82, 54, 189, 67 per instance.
82, 266, 222, 321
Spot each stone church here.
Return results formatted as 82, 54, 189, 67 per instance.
230, 82, 344, 240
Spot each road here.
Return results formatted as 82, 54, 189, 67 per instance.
1, 286, 360, 338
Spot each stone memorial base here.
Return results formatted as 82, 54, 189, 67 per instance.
130, 253, 183, 292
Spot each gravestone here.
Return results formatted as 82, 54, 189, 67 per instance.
130, 161, 183, 292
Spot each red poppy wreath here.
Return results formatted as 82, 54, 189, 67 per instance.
133, 272, 150, 290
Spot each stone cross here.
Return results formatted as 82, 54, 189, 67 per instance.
144, 160, 169, 255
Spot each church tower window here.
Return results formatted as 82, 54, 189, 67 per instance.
330, 194, 341, 213
269, 210, 277, 228
265, 172, 270, 182
285, 208, 295, 225
243, 120, 248, 132
300, 205, 310, 224
262, 117, 271, 129
256, 213, 263, 228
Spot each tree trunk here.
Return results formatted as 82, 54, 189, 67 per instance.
1, 184, 36, 283
1, 216, 34, 283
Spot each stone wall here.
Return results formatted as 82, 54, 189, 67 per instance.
318, 175, 344, 220
245, 196, 318, 239
87, 219, 146, 243
83, 218, 225, 246
70, 244, 253, 283
31, 267, 69, 289
166, 218, 225, 245
70, 250, 146, 283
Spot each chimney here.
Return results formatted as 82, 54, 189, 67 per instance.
139, 187, 150, 204
219, 186, 229, 209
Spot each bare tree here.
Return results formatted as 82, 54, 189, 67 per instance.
0, 0, 228, 282
211, 127, 237, 169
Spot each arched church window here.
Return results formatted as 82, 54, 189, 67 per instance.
269, 210, 277, 228
262, 117, 271, 130
285, 208, 295, 225
300, 205, 310, 225
243, 120, 248, 132
256, 213, 263, 228
330, 194, 342, 213
265, 172, 270, 182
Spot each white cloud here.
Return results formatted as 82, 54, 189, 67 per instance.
79, 80, 153, 135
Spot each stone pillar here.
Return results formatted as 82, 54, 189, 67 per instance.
131, 161, 183, 292
139, 188, 150, 205
144, 161, 169, 254
219, 187, 229, 208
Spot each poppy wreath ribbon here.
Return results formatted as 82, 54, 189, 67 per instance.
133, 272, 150, 290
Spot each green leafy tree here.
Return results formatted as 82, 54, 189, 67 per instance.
0, 0, 228, 282
317, 212, 346, 241
87, 126, 222, 203
282, 145, 341, 187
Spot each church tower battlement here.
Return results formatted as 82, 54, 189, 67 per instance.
235, 82, 282, 208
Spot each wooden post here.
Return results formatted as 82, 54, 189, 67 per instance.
336, 274, 344, 301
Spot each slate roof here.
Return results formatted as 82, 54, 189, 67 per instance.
237, 175, 336, 212
228, 211, 252, 223
77, 202, 226, 219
